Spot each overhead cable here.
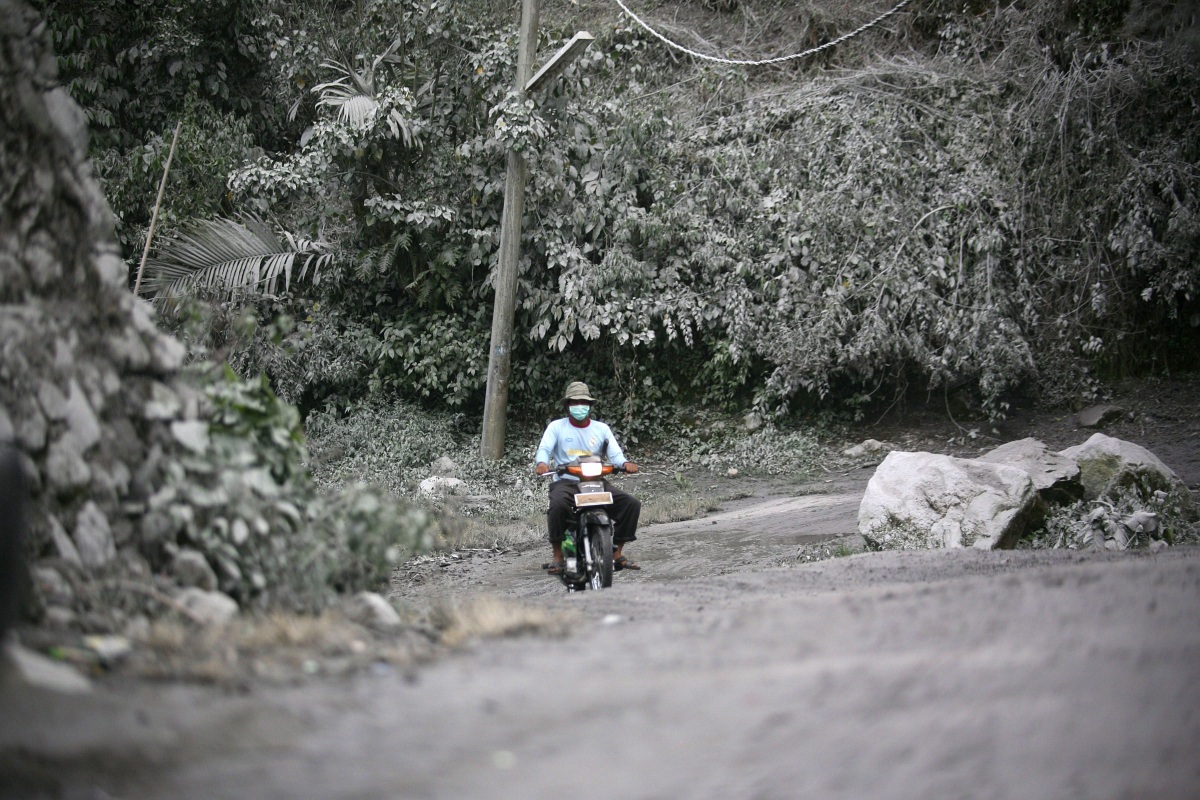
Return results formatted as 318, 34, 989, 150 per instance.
612, 0, 915, 66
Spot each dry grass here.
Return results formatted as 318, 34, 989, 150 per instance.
125, 611, 432, 683
116, 598, 578, 682
640, 492, 727, 525
429, 596, 578, 649
436, 515, 544, 552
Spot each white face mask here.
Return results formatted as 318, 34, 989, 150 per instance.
568, 404, 590, 421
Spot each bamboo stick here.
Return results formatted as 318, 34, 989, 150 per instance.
133, 121, 182, 296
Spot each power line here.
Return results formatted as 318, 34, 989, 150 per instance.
612, 0, 915, 66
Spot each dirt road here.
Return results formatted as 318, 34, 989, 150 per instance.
4, 469, 1199, 800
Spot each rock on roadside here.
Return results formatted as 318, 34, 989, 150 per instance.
345, 592, 403, 631
1060, 433, 1194, 514
978, 438, 1083, 504
1076, 404, 1125, 428
176, 588, 239, 627
858, 451, 1040, 551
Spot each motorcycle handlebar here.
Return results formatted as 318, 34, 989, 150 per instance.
540, 463, 635, 477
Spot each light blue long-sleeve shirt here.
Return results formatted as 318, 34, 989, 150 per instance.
534, 418, 628, 482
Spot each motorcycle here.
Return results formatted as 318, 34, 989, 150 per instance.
547, 455, 632, 592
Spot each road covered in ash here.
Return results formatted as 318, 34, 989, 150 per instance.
4, 472, 1200, 800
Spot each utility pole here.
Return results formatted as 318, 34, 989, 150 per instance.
480, 10, 594, 461
481, 0, 540, 460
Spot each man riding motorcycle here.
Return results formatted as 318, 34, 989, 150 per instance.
535, 381, 642, 575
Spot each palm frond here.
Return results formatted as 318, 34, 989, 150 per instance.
141, 216, 333, 303
312, 39, 405, 128
384, 108, 414, 146
371, 37, 404, 77
378, 234, 406, 276
313, 73, 379, 126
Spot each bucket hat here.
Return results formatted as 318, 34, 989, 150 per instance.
561, 381, 596, 404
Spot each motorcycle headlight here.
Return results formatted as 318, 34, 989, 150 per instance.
580, 461, 603, 478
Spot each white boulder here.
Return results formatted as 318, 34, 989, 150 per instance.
73, 501, 116, 568
2, 641, 92, 694
172, 548, 218, 591
978, 437, 1082, 502
345, 591, 403, 630
419, 475, 467, 498
1059, 433, 1192, 511
859, 451, 1039, 550
843, 439, 890, 461
176, 588, 239, 626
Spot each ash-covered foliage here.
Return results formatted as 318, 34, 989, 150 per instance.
44, 0, 1200, 428
150, 366, 439, 611
1024, 486, 1199, 552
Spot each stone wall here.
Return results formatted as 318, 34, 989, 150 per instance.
1, 0, 197, 621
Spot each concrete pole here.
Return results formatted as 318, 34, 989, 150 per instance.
481, 0, 540, 460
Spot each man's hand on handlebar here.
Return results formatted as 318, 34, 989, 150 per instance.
623, 462, 639, 474
535, 462, 550, 476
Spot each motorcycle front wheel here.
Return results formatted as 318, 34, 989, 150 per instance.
587, 518, 614, 590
